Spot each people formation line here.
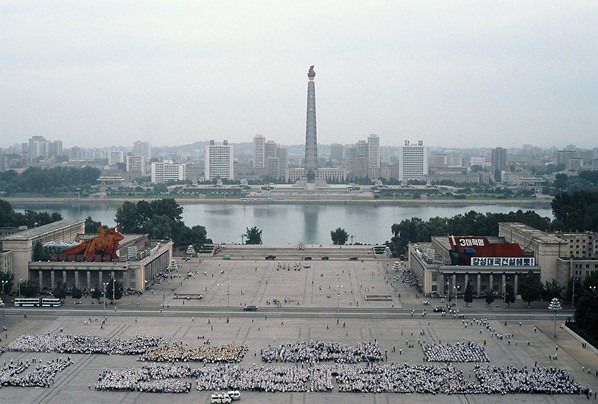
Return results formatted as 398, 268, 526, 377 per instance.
0, 357, 73, 388
421, 341, 489, 363
1, 332, 590, 396
94, 362, 586, 395
260, 340, 383, 364
140, 341, 248, 363
8, 333, 163, 355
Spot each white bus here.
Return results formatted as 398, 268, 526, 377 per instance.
14, 298, 42, 307
14, 297, 63, 307
41, 298, 63, 307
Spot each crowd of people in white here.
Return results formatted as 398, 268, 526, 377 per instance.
7, 333, 163, 355
0, 357, 73, 388
421, 340, 489, 362
0, 333, 590, 396
140, 340, 248, 363
260, 340, 383, 364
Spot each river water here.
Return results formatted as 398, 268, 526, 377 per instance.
11, 201, 553, 245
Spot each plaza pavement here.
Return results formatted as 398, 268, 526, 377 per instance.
1, 252, 597, 403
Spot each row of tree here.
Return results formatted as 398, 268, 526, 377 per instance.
0, 166, 100, 195
387, 190, 598, 256
112, 199, 210, 248
0, 199, 63, 228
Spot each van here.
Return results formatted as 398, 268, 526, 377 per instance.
226, 390, 241, 401
211, 392, 232, 403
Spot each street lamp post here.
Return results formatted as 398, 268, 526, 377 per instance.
548, 298, 562, 339
455, 285, 460, 305
112, 272, 115, 306
1, 280, 8, 317
103, 282, 107, 313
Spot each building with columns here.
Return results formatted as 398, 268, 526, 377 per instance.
0, 220, 172, 294
408, 234, 541, 298
407, 222, 596, 299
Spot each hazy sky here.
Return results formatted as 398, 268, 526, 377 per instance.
1, 1, 597, 149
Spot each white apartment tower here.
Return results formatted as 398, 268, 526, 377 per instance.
253, 135, 265, 169
151, 160, 187, 183
367, 134, 380, 169
398, 140, 428, 181
205, 140, 234, 180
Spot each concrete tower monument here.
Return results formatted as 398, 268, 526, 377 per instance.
304, 65, 318, 182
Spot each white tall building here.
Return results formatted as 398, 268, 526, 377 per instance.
151, 160, 187, 183
205, 140, 234, 180
367, 134, 380, 169
398, 140, 428, 181
253, 135, 265, 169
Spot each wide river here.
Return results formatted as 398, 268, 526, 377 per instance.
11, 201, 553, 245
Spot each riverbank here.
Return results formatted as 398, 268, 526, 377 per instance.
2, 196, 554, 207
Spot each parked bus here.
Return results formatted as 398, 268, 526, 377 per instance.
14, 297, 63, 307
41, 298, 63, 307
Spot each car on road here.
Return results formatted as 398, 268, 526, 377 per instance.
433, 306, 446, 313
303, 264, 311, 268
211, 392, 232, 403
226, 390, 241, 401
243, 305, 258, 311
304, 256, 312, 260
321, 256, 329, 260
265, 255, 276, 260
349, 256, 359, 260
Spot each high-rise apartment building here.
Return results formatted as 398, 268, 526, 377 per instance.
330, 144, 344, 164
398, 140, 428, 181
491, 147, 508, 174
265, 140, 277, 161
344, 144, 357, 179
126, 155, 146, 175
367, 134, 380, 169
253, 135, 265, 169
151, 160, 187, 183
205, 140, 234, 180
133, 141, 152, 160
109, 151, 124, 166
276, 145, 288, 180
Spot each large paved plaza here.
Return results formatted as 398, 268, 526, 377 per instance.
1, 249, 598, 403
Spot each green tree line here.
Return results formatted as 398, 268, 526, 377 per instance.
0, 166, 100, 195
0, 199, 63, 227
114, 199, 210, 248
389, 190, 598, 256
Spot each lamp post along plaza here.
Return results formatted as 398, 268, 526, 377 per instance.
548, 298, 562, 338
1, 280, 7, 317
103, 283, 108, 313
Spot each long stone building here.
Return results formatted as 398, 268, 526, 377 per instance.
0, 220, 172, 294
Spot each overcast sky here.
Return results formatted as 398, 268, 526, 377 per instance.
1, 1, 597, 149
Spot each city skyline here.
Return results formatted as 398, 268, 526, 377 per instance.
1, 2, 597, 149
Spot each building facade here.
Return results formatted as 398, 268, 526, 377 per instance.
205, 140, 234, 180
398, 140, 428, 181
151, 160, 187, 183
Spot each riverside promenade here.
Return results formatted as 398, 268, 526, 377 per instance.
0, 247, 596, 403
